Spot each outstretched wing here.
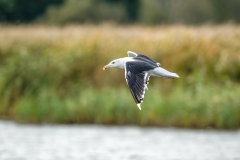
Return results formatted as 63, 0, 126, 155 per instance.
127, 51, 160, 66
124, 61, 154, 110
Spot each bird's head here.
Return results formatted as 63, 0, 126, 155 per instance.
103, 59, 121, 70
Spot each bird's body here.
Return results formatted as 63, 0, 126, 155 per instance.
103, 51, 179, 110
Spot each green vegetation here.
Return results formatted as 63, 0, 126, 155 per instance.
39, 0, 240, 25
0, 0, 63, 22
0, 0, 139, 23
1, 0, 240, 24
0, 25, 240, 129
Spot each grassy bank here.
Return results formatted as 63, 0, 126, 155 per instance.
0, 25, 240, 129
10, 85, 240, 129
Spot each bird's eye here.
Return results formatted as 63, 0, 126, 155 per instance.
112, 62, 115, 64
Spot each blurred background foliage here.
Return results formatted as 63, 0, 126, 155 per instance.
0, 0, 240, 129
1, 0, 240, 24
0, 0, 63, 22
0, 25, 240, 128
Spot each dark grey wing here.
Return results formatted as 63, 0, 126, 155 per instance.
125, 61, 155, 109
127, 51, 160, 66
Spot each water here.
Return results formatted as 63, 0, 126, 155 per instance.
0, 120, 239, 160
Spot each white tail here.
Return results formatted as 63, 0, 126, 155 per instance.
149, 67, 179, 78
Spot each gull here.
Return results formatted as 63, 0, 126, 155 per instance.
103, 51, 179, 110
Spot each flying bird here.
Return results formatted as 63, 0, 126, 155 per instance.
103, 51, 179, 110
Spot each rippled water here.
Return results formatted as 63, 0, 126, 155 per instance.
0, 120, 240, 160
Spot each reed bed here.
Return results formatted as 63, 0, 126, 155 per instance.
0, 25, 240, 129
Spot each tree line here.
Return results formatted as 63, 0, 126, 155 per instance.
0, 0, 240, 24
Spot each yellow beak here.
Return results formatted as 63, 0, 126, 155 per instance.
103, 66, 108, 70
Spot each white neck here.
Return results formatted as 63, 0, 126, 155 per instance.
117, 57, 134, 69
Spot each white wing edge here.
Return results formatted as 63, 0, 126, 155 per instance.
127, 51, 138, 57
137, 103, 141, 110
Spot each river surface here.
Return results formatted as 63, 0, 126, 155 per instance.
0, 120, 240, 160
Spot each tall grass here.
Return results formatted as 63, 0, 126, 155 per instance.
0, 25, 240, 129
